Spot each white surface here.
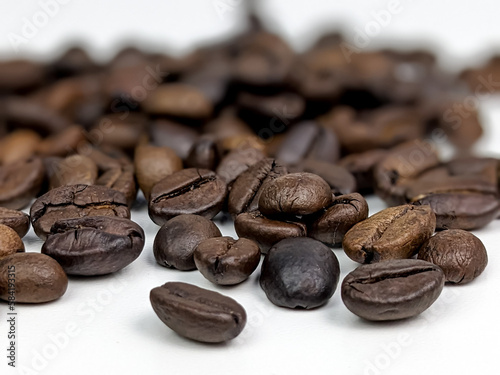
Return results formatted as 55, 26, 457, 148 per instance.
2, 1, 500, 375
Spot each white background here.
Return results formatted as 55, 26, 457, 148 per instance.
2, 1, 500, 375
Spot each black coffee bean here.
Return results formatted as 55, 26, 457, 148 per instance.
194, 236, 261, 285
148, 168, 227, 226
341, 259, 445, 321
150, 282, 246, 343
260, 237, 340, 309
153, 214, 222, 271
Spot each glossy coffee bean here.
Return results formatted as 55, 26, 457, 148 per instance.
150, 119, 199, 160
308, 193, 369, 246
343, 204, 436, 264
337, 149, 388, 193
0, 157, 45, 210
418, 229, 488, 284
0, 224, 25, 259
153, 214, 221, 271
148, 169, 227, 226
194, 237, 261, 285
260, 237, 340, 309
0, 253, 68, 303
96, 164, 137, 208
259, 172, 332, 218
30, 184, 130, 240
150, 282, 246, 343
228, 158, 288, 217
341, 259, 445, 321
185, 135, 220, 171
0, 207, 30, 238
42, 217, 145, 276
49, 154, 98, 189
216, 145, 266, 186
234, 210, 307, 253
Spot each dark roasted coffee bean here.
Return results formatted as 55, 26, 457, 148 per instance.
343, 205, 436, 264
418, 229, 487, 284
228, 158, 287, 217
96, 164, 137, 208
237, 91, 305, 124
0, 207, 30, 238
292, 159, 357, 196
134, 144, 183, 200
216, 145, 266, 185
0, 224, 24, 259
0, 60, 46, 92
142, 83, 213, 119
185, 135, 220, 171
260, 237, 340, 309
308, 193, 369, 246
276, 121, 340, 165
259, 172, 332, 217
0, 157, 45, 210
341, 259, 445, 321
92, 113, 147, 151
0, 253, 68, 303
153, 214, 221, 270
0, 129, 41, 165
150, 282, 246, 343
52, 46, 97, 77
149, 169, 227, 225
30, 184, 130, 240
42, 216, 145, 276
337, 149, 389, 193
194, 237, 260, 285
150, 119, 199, 160
234, 210, 307, 253
374, 140, 440, 206
49, 154, 98, 189
36, 125, 87, 157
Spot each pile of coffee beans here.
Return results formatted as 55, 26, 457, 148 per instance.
0, 13, 497, 343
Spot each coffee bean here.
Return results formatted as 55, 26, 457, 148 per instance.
341, 259, 445, 321
194, 237, 261, 285
134, 144, 183, 200
36, 125, 87, 157
150, 119, 199, 160
337, 149, 389, 193
216, 145, 266, 186
51, 46, 97, 77
0, 60, 46, 92
228, 158, 288, 217
0, 129, 41, 165
308, 193, 369, 246
418, 229, 488, 284
343, 204, 436, 263
30, 184, 130, 240
0, 253, 68, 303
259, 172, 332, 218
93, 113, 147, 151
150, 281, 246, 343
275, 121, 340, 165
153, 214, 221, 271
185, 135, 220, 171
0, 207, 30, 238
0, 157, 45, 210
148, 168, 227, 225
234, 210, 307, 253
260, 237, 340, 309
0, 224, 24, 259
49, 154, 98, 189
42, 216, 145, 276
96, 164, 137, 208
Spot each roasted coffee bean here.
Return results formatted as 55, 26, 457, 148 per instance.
153, 214, 221, 270
150, 282, 246, 343
418, 229, 488, 284
0, 60, 46, 92
92, 113, 147, 151
0, 129, 41, 165
42, 216, 145, 276
259, 172, 332, 217
30, 184, 130, 240
134, 144, 183, 200
194, 237, 261, 285
341, 259, 445, 321
0, 224, 25, 259
36, 125, 87, 157
216, 145, 266, 185
275, 121, 340, 165
149, 169, 227, 225
260, 237, 340, 309
51, 46, 97, 77
0, 207, 30, 238
0, 157, 45, 210
142, 83, 213, 119
234, 210, 307, 253
374, 140, 440, 206
185, 135, 220, 170
0, 253, 68, 303
150, 119, 199, 160
49, 154, 98, 189
343, 204, 436, 264
308, 193, 369, 246
292, 159, 357, 196
337, 149, 389, 193
96, 164, 137, 207
228, 158, 288, 217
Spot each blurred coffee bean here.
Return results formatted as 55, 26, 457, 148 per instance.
0, 129, 41, 165
36, 125, 87, 157
51, 47, 98, 78
216, 145, 266, 186
0, 60, 46, 93
337, 149, 389, 193
150, 119, 199, 160
49, 154, 98, 189
0, 207, 30, 238
185, 135, 220, 170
